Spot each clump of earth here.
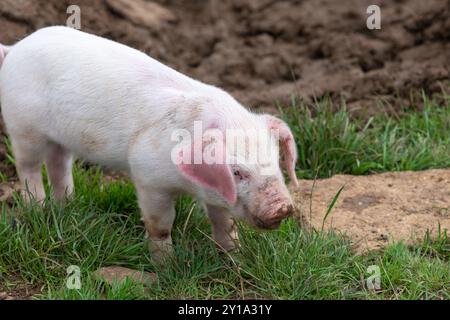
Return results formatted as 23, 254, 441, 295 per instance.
292, 169, 450, 252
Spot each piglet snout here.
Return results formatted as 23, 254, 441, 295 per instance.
254, 203, 294, 230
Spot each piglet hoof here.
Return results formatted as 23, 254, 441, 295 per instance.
20, 189, 46, 205
215, 239, 240, 254
148, 237, 173, 265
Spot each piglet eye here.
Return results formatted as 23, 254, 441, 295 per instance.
233, 169, 249, 181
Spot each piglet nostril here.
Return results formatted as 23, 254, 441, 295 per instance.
277, 204, 294, 219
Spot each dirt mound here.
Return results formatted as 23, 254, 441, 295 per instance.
292, 169, 450, 252
0, 0, 448, 113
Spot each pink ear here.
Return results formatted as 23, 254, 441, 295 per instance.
177, 139, 237, 204
266, 115, 299, 187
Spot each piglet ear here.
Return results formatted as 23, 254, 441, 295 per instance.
176, 139, 237, 205
265, 115, 299, 187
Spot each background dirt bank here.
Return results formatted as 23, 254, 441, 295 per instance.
0, 0, 449, 113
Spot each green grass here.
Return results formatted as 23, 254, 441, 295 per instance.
0, 95, 449, 299
282, 93, 450, 179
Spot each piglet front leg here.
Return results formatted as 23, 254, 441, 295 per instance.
206, 205, 239, 252
135, 185, 176, 262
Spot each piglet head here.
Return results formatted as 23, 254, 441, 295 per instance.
233, 114, 298, 230
176, 115, 298, 230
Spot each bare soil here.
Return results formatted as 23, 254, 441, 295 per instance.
0, 0, 448, 113
292, 169, 450, 252
0, 277, 40, 300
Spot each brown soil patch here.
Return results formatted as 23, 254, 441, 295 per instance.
292, 169, 450, 252
0, 0, 448, 113
0, 279, 41, 300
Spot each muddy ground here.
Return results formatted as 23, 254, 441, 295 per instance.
0, 0, 449, 267
0, 0, 449, 113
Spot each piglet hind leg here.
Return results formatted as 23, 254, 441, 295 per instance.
135, 185, 176, 263
9, 135, 47, 203
206, 205, 239, 252
45, 143, 74, 201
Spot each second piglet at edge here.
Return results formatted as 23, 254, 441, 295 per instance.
0, 27, 299, 259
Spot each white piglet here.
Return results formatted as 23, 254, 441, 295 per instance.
0, 27, 298, 258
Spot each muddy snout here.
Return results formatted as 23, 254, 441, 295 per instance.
253, 203, 294, 230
